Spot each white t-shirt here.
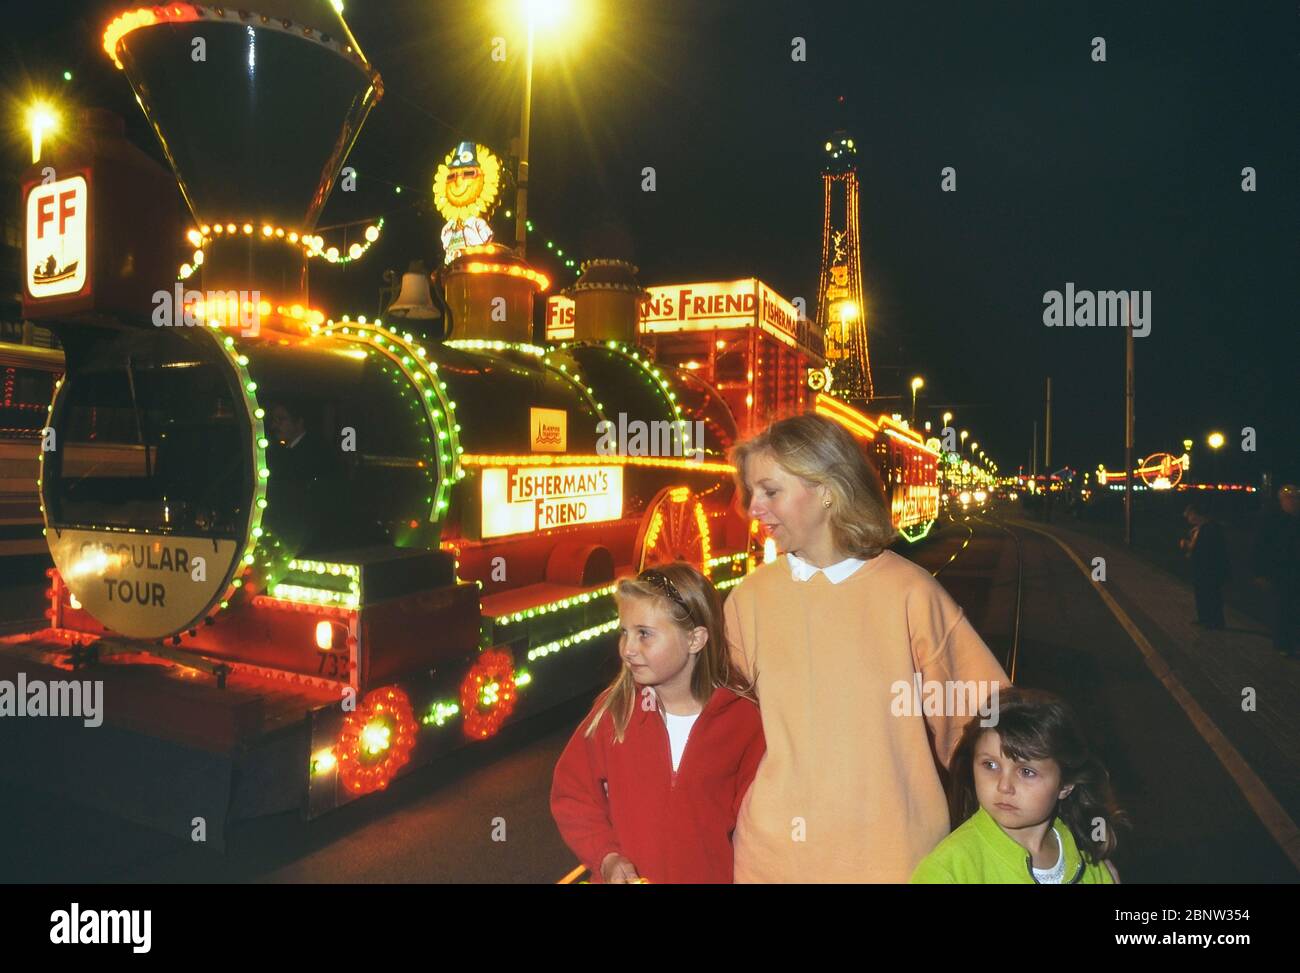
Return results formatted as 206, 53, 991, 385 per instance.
1031, 827, 1066, 884
664, 711, 699, 772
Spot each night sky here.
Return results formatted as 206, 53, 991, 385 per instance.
5, 1, 1297, 480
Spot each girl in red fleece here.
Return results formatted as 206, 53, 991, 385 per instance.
550, 562, 765, 883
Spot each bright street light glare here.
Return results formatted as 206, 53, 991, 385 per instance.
523, 0, 575, 31
27, 101, 59, 164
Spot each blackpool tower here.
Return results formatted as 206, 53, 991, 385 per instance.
815, 125, 874, 402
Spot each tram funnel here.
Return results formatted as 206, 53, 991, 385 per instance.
103, 2, 382, 232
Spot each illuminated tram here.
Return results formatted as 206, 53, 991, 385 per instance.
0, 340, 63, 563
0, 1, 940, 834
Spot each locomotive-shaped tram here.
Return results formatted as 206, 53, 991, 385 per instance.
3, 1, 938, 833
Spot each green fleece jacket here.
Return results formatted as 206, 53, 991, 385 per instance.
910, 807, 1115, 884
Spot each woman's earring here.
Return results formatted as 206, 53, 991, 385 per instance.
823, 498, 832, 508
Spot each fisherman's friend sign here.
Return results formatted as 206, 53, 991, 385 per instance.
25, 174, 89, 300
480, 466, 623, 539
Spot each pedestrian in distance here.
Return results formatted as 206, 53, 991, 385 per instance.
1252, 483, 1300, 659
1180, 498, 1230, 630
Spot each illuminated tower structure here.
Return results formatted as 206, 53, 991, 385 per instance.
816, 129, 873, 402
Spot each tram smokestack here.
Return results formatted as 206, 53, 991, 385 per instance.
103, 2, 383, 305
566, 259, 646, 345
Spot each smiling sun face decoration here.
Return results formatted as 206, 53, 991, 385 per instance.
433, 142, 502, 222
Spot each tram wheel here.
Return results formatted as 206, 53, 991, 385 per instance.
336, 686, 418, 795
634, 486, 713, 576
460, 648, 519, 741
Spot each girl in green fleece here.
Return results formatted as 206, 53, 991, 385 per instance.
911, 687, 1127, 884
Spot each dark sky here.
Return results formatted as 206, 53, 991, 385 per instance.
5, 0, 1297, 480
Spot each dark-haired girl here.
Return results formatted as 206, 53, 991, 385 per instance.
911, 687, 1126, 884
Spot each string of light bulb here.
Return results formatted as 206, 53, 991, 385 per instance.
177, 217, 386, 279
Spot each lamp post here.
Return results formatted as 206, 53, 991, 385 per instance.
512, 0, 577, 257
513, 10, 537, 256
910, 376, 924, 426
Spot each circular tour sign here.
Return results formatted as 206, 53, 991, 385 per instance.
48, 529, 241, 639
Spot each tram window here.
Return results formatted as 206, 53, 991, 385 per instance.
714, 349, 747, 382
48, 338, 249, 537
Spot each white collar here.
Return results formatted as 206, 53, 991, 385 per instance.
786, 551, 866, 584
1031, 826, 1065, 880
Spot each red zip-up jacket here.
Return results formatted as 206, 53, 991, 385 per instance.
551, 685, 765, 883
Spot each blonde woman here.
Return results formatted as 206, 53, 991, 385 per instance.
725, 412, 1009, 882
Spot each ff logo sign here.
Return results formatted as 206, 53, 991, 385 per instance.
25, 174, 89, 299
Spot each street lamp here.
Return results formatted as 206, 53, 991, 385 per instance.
27, 102, 58, 165
513, 0, 578, 257
910, 376, 924, 426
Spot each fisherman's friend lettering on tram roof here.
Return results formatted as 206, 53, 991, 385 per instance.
548, 280, 804, 335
